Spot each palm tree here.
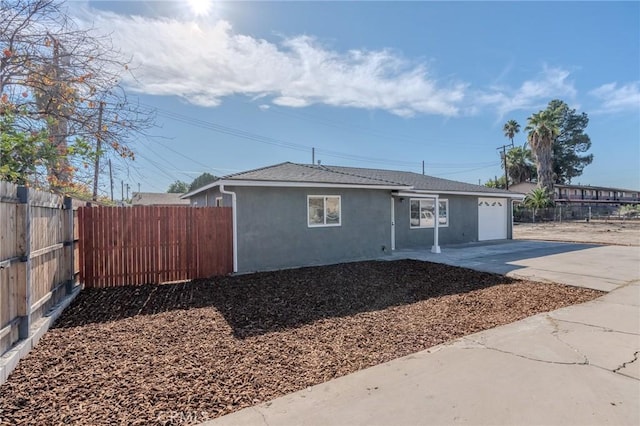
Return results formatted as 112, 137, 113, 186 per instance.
525, 110, 559, 194
503, 119, 520, 145
524, 187, 553, 223
504, 145, 536, 184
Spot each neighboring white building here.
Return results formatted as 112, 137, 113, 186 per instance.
510, 182, 639, 204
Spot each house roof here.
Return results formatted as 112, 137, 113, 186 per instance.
183, 162, 519, 198
131, 192, 190, 206
321, 165, 512, 194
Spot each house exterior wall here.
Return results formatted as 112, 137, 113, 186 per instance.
229, 186, 393, 273
393, 195, 486, 248
189, 189, 232, 207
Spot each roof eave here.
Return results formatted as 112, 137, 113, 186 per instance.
397, 189, 525, 199
182, 179, 413, 198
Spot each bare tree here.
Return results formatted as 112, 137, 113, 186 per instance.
1, 0, 154, 191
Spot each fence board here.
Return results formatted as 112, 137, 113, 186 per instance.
78, 206, 232, 288
0, 183, 80, 354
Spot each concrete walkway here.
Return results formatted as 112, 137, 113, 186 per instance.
204, 242, 640, 426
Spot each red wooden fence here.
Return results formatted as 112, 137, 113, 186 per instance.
78, 206, 232, 288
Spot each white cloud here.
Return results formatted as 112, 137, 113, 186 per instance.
589, 82, 640, 113
475, 66, 577, 118
80, 10, 466, 117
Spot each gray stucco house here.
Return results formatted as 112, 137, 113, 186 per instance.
183, 162, 524, 273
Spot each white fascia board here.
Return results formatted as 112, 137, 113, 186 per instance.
182, 181, 222, 199
395, 190, 525, 199
183, 180, 410, 198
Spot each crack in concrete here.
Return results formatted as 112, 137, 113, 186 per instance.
613, 351, 639, 374
254, 407, 270, 426
546, 316, 590, 365
547, 317, 640, 336
461, 337, 588, 366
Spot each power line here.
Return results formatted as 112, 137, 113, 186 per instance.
143, 103, 499, 173
435, 162, 501, 177
265, 104, 484, 149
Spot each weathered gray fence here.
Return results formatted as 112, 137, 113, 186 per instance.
0, 181, 82, 356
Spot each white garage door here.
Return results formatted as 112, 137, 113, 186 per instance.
478, 198, 507, 241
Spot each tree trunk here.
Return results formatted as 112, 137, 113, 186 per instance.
534, 140, 554, 195
47, 116, 72, 189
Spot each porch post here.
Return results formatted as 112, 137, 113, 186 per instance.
431, 195, 441, 253
390, 197, 396, 251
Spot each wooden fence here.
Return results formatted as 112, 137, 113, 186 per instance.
78, 206, 232, 288
0, 182, 82, 355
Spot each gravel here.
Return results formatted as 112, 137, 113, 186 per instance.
0, 260, 602, 425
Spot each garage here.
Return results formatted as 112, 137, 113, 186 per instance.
478, 197, 507, 241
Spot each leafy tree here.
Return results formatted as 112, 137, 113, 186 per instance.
526, 110, 559, 194
189, 172, 217, 192
1, 0, 153, 190
504, 145, 536, 184
524, 187, 553, 223
484, 175, 507, 189
503, 119, 520, 145
545, 100, 593, 184
0, 113, 55, 185
167, 180, 189, 193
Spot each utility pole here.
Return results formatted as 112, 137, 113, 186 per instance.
126, 183, 130, 200
108, 159, 114, 201
422, 160, 425, 175
496, 141, 514, 190
138, 183, 141, 194
312, 147, 315, 165
92, 101, 104, 200
121, 180, 124, 201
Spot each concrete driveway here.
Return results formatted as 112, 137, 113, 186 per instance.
204, 241, 640, 426
390, 240, 640, 292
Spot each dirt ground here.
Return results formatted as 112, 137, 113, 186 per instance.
514, 220, 640, 246
0, 260, 601, 425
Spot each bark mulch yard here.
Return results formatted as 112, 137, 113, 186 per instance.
0, 260, 602, 425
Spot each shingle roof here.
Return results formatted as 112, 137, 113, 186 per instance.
322, 165, 512, 194
223, 162, 512, 194
224, 162, 406, 186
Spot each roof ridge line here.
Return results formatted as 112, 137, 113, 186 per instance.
295, 163, 405, 186
221, 161, 292, 180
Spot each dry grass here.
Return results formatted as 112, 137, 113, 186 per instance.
514, 220, 640, 246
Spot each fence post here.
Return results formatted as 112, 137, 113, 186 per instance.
16, 186, 31, 340
64, 197, 74, 294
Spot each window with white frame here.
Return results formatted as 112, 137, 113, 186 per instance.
308, 195, 341, 227
410, 199, 448, 228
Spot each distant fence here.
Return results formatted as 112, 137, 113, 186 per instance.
515, 204, 638, 222
78, 206, 232, 288
0, 182, 83, 355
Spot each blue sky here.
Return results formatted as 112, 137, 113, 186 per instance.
78, 1, 639, 195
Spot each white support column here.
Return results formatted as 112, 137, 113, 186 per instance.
390, 197, 396, 251
431, 195, 441, 253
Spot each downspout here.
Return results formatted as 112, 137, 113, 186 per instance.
219, 185, 238, 273
431, 195, 441, 253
